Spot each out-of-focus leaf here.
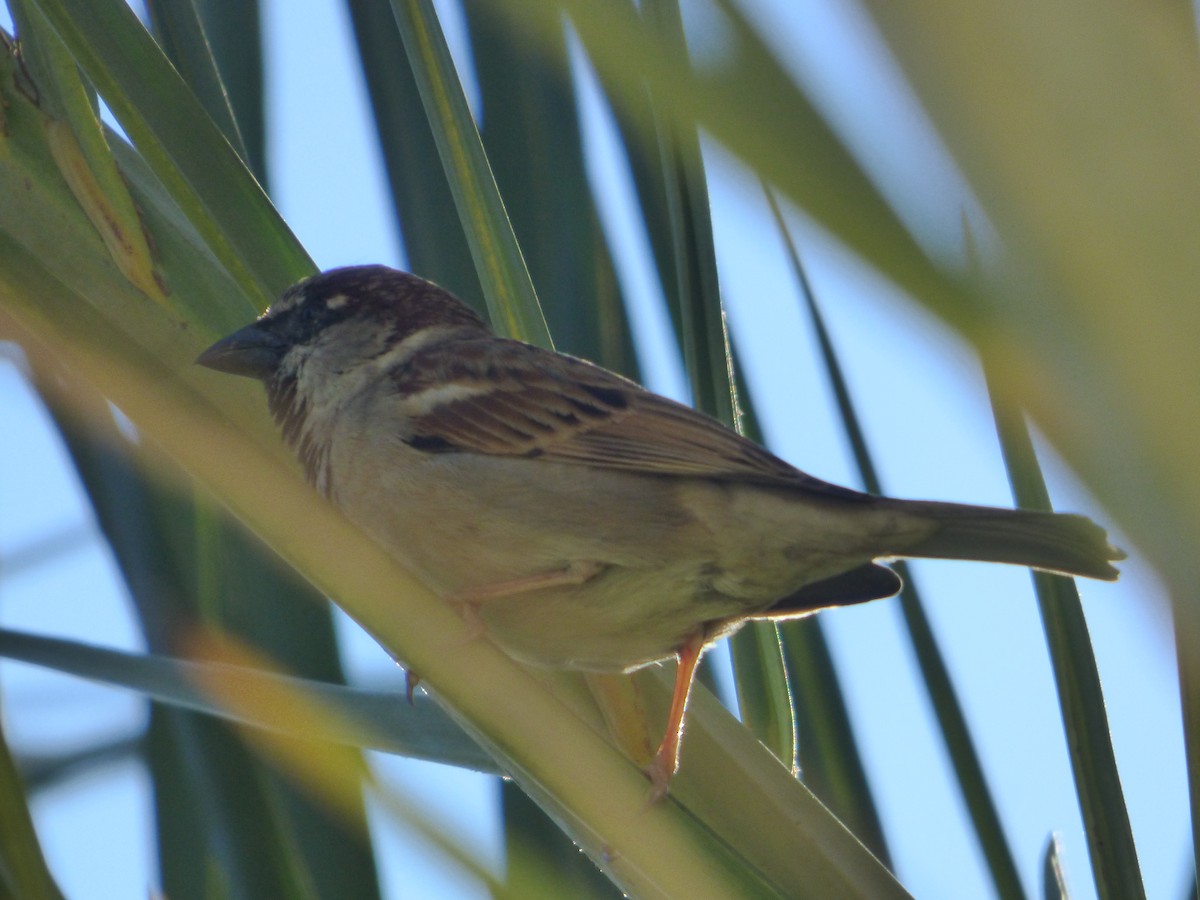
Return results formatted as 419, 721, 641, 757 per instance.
9, 0, 164, 301
385, 0, 550, 347
0, 626, 498, 774
344, 0, 484, 311
465, 2, 635, 374
189, 633, 515, 900
0, 33, 340, 890
1178, 627, 1200, 895
27, 0, 310, 308
638, 0, 733, 421
19, 733, 141, 793
0, 524, 93, 578
0, 721, 62, 900
484, 0, 967, 330
38, 375, 383, 900
770, 196, 1023, 896
596, 0, 683, 340
985, 360, 1143, 900
857, 0, 1200, 657
780, 618, 890, 867
1042, 834, 1069, 900
144, 0, 249, 168
501, 784, 620, 899
192, 0, 266, 184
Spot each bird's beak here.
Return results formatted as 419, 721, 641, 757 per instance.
196, 322, 288, 380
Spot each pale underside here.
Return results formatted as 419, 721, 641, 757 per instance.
324, 405, 931, 670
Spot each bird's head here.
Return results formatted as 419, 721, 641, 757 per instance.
197, 265, 489, 434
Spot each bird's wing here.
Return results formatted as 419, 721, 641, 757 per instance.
390, 336, 864, 498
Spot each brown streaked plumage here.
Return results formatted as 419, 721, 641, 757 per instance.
391, 330, 861, 490
198, 265, 1124, 796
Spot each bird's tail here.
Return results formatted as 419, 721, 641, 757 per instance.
893, 500, 1124, 581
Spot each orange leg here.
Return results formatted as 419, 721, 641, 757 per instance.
644, 629, 707, 800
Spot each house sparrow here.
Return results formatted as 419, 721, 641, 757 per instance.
197, 265, 1123, 795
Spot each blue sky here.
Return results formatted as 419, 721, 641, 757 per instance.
0, 1, 1188, 897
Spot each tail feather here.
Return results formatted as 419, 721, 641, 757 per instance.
761, 563, 903, 617
895, 500, 1124, 581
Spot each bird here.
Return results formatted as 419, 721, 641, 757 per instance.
197, 264, 1124, 796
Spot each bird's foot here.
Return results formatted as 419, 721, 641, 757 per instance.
404, 669, 422, 704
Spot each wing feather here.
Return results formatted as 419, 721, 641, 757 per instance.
391, 337, 863, 497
